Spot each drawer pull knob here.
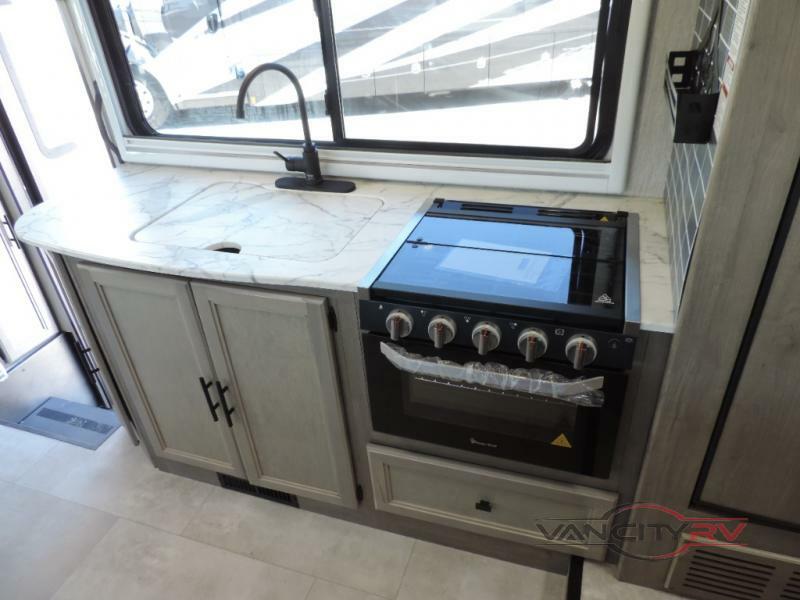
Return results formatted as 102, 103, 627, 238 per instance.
475, 499, 492, 512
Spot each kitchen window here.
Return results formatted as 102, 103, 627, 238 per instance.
89, 0, 632, 159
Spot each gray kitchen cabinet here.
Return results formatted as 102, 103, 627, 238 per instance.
74, 264, 245, 477
74, 263, 356, 508
191, 282, 357, 508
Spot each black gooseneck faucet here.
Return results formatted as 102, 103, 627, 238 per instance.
235, 63, 356, 193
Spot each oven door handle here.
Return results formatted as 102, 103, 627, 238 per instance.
379, 342, 604, 407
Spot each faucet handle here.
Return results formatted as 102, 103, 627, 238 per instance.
273, 151, 304, 173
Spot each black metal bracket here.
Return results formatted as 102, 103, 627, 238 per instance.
215, 381, 235, 427
665, 50, 720, 144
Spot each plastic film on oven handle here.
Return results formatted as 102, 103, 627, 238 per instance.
379, 342, 605, 407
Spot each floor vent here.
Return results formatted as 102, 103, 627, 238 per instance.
217, 474, 299, 508
666, 539, 800, 600
16, 397, 120, 449
784, 571, 800, 600
35, 408, 116, 434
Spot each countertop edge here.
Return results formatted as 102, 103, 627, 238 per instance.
15, 164, 676, 335
24, 238, 675, 335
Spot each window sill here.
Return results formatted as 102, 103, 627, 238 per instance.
121, 136, 620, 194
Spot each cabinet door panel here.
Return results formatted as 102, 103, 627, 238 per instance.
192, 282, 356, 507
75, 264, 243, 476
699, 207, 800, 525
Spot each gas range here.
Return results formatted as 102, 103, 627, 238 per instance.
359, 198, 640, 372
357, 199, 640, 478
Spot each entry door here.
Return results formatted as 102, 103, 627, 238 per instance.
0, 201, 56, 364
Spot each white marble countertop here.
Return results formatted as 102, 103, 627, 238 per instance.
16, 164, 674, 333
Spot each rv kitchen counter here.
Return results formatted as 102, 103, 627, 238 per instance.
15, 163, 675, 332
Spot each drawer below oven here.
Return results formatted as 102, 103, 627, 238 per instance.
367, 444, 618, 560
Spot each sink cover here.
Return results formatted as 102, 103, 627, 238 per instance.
134, 182, 384, 262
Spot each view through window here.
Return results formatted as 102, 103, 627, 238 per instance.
105, 0, 617, 153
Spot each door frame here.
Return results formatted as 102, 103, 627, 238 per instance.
0, 98, 121, 414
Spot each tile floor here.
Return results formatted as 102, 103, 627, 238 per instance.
0, 424, 686, 600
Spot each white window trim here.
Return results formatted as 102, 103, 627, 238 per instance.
64, 0, 652, 195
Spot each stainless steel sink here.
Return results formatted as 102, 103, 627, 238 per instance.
133, 182, 383, 262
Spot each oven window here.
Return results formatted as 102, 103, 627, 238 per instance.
403, 375, 578, 443
362, 332, 625, 477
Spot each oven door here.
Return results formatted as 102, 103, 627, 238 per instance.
362, 333, 625, 478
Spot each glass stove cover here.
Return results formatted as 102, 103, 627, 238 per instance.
373, 216, 625, 320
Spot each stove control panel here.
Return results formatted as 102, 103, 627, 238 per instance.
360, 300, 637, 371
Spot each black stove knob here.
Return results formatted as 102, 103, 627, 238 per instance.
565, 335, 598, 370
471, 322, 501, 356
427, 315, 457, 349
517, 328, 548, 363
385, 309, 413, 341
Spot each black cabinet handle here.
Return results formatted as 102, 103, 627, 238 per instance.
475, 499, 492, 513
215, 381, 235, 428
199, 377, 219, 422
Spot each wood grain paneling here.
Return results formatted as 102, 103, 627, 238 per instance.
618, 0, 800, 587
700, 201, 800, 525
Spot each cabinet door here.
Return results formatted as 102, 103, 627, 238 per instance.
699, 208, 800, 526
191, 282, 357, 507
75, 264, 244, 477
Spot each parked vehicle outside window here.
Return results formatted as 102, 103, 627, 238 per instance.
104, 0, 616, 153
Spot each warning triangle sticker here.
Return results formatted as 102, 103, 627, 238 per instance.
550, 433, 572, 448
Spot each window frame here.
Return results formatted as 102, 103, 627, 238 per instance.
62, 0, 654, 193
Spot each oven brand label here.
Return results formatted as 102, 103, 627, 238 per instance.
594, 293, 615, 305
469, 437, 499, 449
550, 433, 572, 448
